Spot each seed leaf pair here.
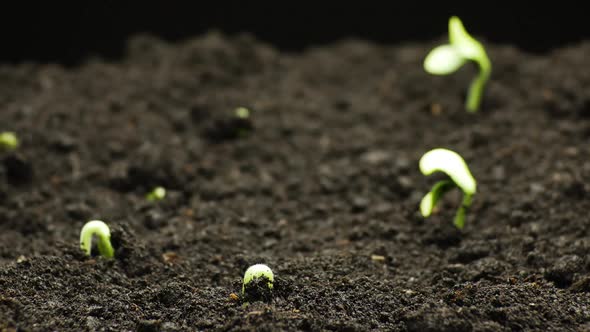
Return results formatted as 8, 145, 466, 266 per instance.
424, 16, 491, 112
419, 148, 476, 229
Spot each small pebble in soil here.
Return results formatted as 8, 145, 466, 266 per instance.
492, 165, 505, 180
360, 150, 390, 164
162, 252, 180, 264
430, 103, 443, 116
371, 254, 386, 262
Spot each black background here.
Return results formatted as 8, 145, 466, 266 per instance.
1, 3, 588, 66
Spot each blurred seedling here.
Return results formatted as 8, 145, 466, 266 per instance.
0, 132, 19, 151
419, 148, 477, 229
424, 16, 491, 112
80, 220, 115, 258
234, 107, 253, 137
204, 106, 254, 141
146, 186, 166, 201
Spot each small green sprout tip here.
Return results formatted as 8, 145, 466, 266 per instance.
0, 132, 19, 151
424, 16, 491, 112
80, 220, 115, 258
419, 148, 477, 229
242, 264, 274, 295
235, 107, 250, 119
146, 186, 166, 201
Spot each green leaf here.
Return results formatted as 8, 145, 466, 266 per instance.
0, 132, 19, 151
419, 148, 477, 195
423, 45, 466, 75
146, 186, 166, 201
448, 16, 483, 60
420, 180, 455, 217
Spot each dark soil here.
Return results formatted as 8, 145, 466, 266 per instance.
2, 32, 590, 331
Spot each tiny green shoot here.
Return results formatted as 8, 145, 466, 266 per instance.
419, 148, 477, 229
242, 264, 274, 295
0, 132, 19, 151
80, 220, 115, 258
146, 186, 166, 201
235, 107, 250, 119
234, 107, 253, 138
423, 16, 491, 112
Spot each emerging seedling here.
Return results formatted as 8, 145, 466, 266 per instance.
242, 264, 274, 295
80, 220, 115, 258
423, 16, 491, 112
204, 106, 254, 141
235, 107, 250, 119
0, 132, 19, 151
419, 148, 477, 229
234, 107, 253, 138
146, 186, 166, 201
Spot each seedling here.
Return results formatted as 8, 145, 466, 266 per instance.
423, 16, 491, 112
235, 107, 250, 119
234, 107, 252, 138
80, 220, 115, 258
242, 264, 274, 295
0, 132, 19, 151
146, 186, 166, 201
419, 148, 477, 229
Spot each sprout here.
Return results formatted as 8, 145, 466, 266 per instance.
146, 186, 166, 201
234, 107, 253, 138
235, 107, 250, 119
424, 16, 491, 112
242, 264, 274, 295
79, 220, 115, 258
0, 132, 19, 151
419, 148, 477, 229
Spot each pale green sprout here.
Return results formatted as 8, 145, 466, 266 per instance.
424, 16, 491, 112
0, 132, 19, 151
419, 148, 477, 229
146, 186, 166, 201
242, 264, 274, 295
80, 220, 115, 258
235, 107, 250, 119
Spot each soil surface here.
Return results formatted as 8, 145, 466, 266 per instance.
2, 32, 590, 331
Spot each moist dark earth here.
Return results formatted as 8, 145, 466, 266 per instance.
2, 32, 590, 331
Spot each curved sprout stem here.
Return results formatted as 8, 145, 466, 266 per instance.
420, 180, 455, 217
466, 56, 492, 112
453, 194, 473, 229
80, 220, 115, 258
